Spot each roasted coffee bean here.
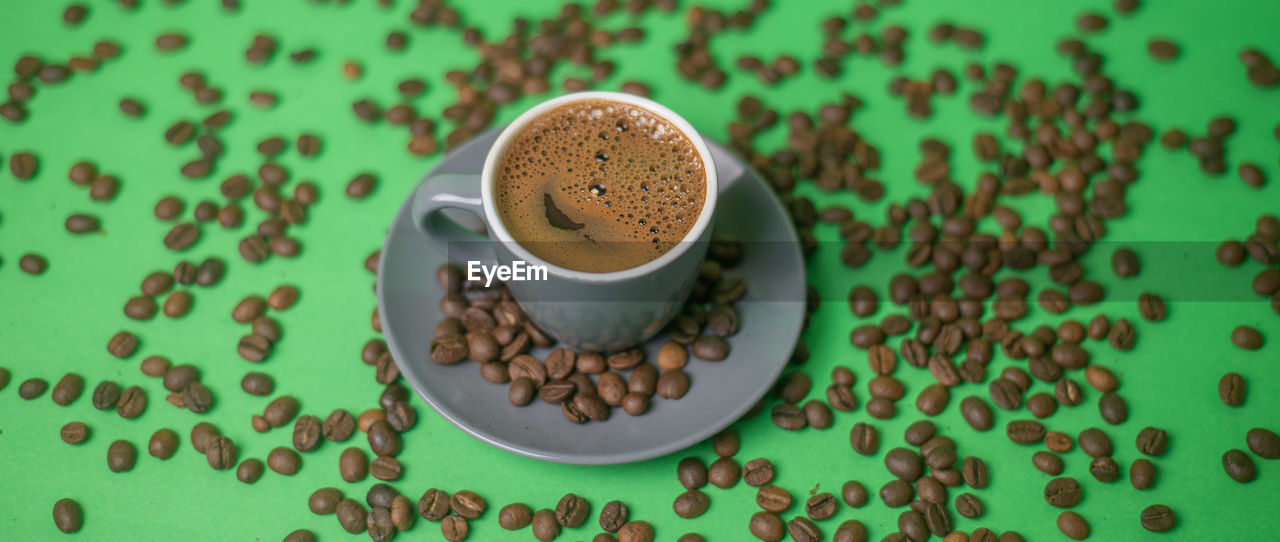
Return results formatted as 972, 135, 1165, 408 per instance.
712, 429, 740, 457
1033, 451, 1065, 475
162, 365, 199, 392
708, 456, 741, 489
961, 457, 988, 489
369, 456, 401, 481
674, 490, 709, 518
240, 372, 273, 396
182, 382, 212, 413
749, 511, 785, 542
1136, 426, 1169, 456
788, 516, 820, 542
190, 422, 220, 454
1223, 449, 1257, 483
367, 420, 401, 456
806, 492, 838, 520
1099, 392, 1129, 423
205, 435, 236, 470
107, 331, 138, 358
440, 515, 467, 541
532, 508, 560, 541
841, 480, 869, 508
804, 400, 833, 428
336, 499, 367, 534
107, 439, 136, 472
598, 500, 627, 532
1137, 292, 1167, 321
1057, 511, 1091, 540
123, 296, 157, 320
833, 519, 868, 542
324, 409, 355, 441
960, 396, 994, 431
116, 385, 146, 418
850, 422, 879, 455
268, 285, 299, 310
879, 479, 913, 508
743, 458, 775, 486
293, 415, 322, 452
678, 457, 708, 489
146, 428, 178, 459
238, 333, 272, 362
236, 458, 264, 483
264, 395, 299, 427
1231, 326, 1265, 350
692, 335, 730, 360
1247, 428, 1280, 459
1044, 477, 1082, 507
1131, 458, 1157, 489
346, 173, 377, 199
61, 421, 89, 445
555, 493, 589, 527
954, 492, 984, 519
1089, 456, 1120, 483
53, 498, 83, 533
1007, 420, 1046, 444
771, 404, 806, 430
51, 373, 84, 406
1079, 428, 1113, 457
1138, 504, 1176, 532
339, 447, 368, 483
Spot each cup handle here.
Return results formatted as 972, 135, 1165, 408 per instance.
411, 173, 498, 267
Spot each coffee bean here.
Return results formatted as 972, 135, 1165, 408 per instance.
347, 173, 377, 199
749, 511, 785, 542
65, 213, 100, 233
554, 493, 589, 527
1218, 372, 1246, 406
739, 458, 774, 487
50, 373, 84, 406
618, 520, 654, 542
391, 495, 415, 531
60, 421, 89, 445
163, 222, 199, 251
264, 446, 301, 475
961, 457, 988, 489
1079, 428, 1113, 457
1137, 292, 1167, 321
367, 420, 402, 457
293, 415, 322, 452
879, 479, 913, 508
708, 456, 741, 488
1130, 458, 1156, 489
336, 499, 367, 534
107, 439, 136, 472
833, 519, 868, 542
806, 492, 837, 520
1089, 456, 1120, 483
116, 385, 146, 418
339, 447, 368, 482
711, 428, 739, 457
673, 489, 709, 518
1247, 428, 1280, 459
1007, 420, 1046, 444
1231, 326, 1264, 350
53, 498, 82, 533
1099, 391, 1129, 424
264, 395, 299, 427
1135, 504, 1176, 532
1135, 426, 1169, 456
1033, 451, 1065, 475
238, 333, 272, 362
1044, 477, 1082, 507
532, 508, 560, 541
182, 382, 213, 413
850, 422, 879, 455
1223, 449, 1257, 483
205, 435, 236, 470
1057, 511, 1090, 540
268, 284, 299, 310
841, 480, 868, 508
677, 457, 707, 489
320, 409, 355, 442
771, 403, 806, 430
10, 151, 38, 179
231, 458, 264, 484
692, 335, 730, 360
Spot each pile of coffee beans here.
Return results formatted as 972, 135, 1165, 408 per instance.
427, 236, 744, 424
4, 0, 1278, 540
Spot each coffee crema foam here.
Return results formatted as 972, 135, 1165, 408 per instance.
495, 99, 707, 273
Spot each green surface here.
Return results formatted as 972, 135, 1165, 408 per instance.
2, 0, 1279, 541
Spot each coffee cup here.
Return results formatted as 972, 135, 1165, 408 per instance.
412, 91, 719, 351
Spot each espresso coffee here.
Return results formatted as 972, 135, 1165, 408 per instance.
495, 99, 707, 273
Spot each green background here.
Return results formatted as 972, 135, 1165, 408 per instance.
2, 0, 1278, 540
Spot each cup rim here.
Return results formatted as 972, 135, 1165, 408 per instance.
480, 91, 719, 283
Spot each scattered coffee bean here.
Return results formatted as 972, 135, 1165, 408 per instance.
53, 498, 83, 533
107, 439, 137, 472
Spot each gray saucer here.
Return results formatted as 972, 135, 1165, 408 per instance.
377, 128, 806, 465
